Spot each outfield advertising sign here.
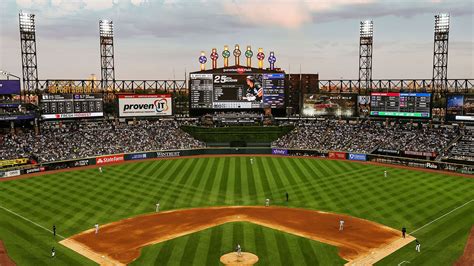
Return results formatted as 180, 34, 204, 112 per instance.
118, 94, 172, 117
96, 154, 124, 165
1, 170, 21, 178
156, 151, 181, 158
348, 153, 367, 161
272, 148, 288, 155
328, 152, 346, 160
130, 153, 147, 160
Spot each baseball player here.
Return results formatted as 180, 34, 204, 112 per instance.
250, 158, 254, 164
99, 167, 103, 173
415, 240, 421, 252
156, 203, 160, 212
402, 227, 406, 238
95, 223, 99, 234
236, 244, 242, 257
265, 198, 270, 207
51, 247, 55, 258
53, 225, 56, 236
384, 170, 387, 178
285, 192, 289, 202
339, 220, 344, 231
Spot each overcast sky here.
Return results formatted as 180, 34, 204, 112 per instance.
0, 0, 473, 80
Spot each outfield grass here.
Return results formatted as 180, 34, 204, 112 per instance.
0, 156, 472, 265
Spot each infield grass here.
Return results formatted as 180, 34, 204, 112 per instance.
0, 156, 472, 265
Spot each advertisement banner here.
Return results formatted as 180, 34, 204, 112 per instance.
1, 170, 21, 178
0, 158, 28, 168
96, 154, 124, 165
130, 153, 148, 160
404, 151, 437, 157
328, 152, 346, 160
271, 148, 288, 155
25, 167, 45, 174
376, 148, 400, 155
73, 159, 90, 167
0, 80, 21, 95
302, 94, 357, 117
348, 153, 367, 161
118, 94, 172, 117
156, 151, 181, 158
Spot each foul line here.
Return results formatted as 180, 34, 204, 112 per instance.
0, 204, 65, 239
410, 199, 473, 235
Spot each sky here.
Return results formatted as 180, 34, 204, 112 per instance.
0, 0, 473, 81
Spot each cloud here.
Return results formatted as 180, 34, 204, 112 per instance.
221, 0, 374, 28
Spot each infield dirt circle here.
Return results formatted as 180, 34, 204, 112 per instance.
220, 252, 259, 266
60, 206, 415, 265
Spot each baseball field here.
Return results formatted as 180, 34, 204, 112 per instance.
0, 155, 472, 265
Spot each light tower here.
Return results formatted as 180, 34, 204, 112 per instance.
99, 20, 115, 91
433, 13, 450, 94
19, 11, 39, 98
359, 20, 373, 93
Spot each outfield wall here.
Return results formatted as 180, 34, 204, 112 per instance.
1, 148, 473, 178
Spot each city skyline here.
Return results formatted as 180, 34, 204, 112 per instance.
0, 0, 473, 81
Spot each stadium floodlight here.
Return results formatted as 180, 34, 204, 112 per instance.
99, 20, 114, 37
19, 11, 35, 33
360, 20, 373, 37
434, 13, 450, 33
0, 70, 21, 79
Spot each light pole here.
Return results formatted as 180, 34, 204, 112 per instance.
0, 70, 21, 80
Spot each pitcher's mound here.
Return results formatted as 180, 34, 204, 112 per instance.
220, 252, 259, 266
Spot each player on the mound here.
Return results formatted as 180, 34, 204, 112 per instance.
236, 244, 242, 257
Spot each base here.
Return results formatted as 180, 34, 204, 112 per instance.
220, 252, 259, 266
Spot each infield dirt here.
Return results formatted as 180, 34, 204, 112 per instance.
61, 206, 412, 265
0, 240, 16, 266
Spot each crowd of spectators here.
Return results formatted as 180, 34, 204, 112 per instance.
442, 129, 474, 162
0, 119, 205, 162
272, 120, 459, 155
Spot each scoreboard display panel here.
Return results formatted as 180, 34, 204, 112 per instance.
370, 92, 431, 118
446, 94, 474, 121
40, 94, 103, 119
190, 72, 285, 109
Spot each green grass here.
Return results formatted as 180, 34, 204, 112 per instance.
181, 125, 294, 143
130, 222, 346, 266
0, 157, 472, 265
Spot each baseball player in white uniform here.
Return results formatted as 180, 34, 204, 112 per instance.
415, 240, 421, 252
384, 170, 387, 178
94, 223, 99, 234
99, 167, 103, 173
156, 203, 160, 212
339, 220, 344, 231
250, 158, 254, 164
51, 247, 55, 258
265, 198, 270, 207
236, 244, 242, 256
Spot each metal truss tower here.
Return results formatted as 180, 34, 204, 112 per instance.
433, 14, 450, 94
359, 20, 373, 93
19, 12, 39, 98
99, 20, 115, 90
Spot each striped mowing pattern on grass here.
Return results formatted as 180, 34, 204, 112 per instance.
0, 156, 473, 265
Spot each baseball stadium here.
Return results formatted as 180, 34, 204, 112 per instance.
1, 2, 473, 266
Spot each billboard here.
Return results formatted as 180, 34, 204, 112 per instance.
302, 94, 356, 117
358, 96, 371, 117
190, 70, 285, 109
446, 95, 474, 121
0, 80, 21, 95
329, 152, 346, 159
370, 92, 431, 118
118, 94, 172, 117
40, 94, 103, 119
348, 153, 367, 161
271, 148, 288, 155
96, 154, 124, 165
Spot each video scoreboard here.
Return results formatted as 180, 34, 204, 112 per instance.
40, 94, 103, 119
190, 72, 285, 109
370, 92, 431, 118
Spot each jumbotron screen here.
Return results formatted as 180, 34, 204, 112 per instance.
302, 94, 357, 117
40, 94, 103, 119
446, 94, 474, 121
190, 73, 285, 109
370, 92, 431, 118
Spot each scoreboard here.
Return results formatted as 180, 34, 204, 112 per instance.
370, 92, 431, 118
190, 72, 285, 109
40, 94, 103, 119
